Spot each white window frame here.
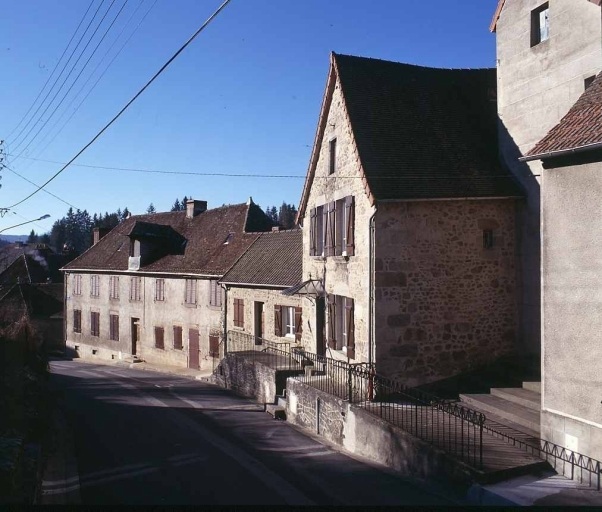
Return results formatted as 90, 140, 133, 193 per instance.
73, 274, 82, 295
109, 276, 119, 300
155, 278, 165, 301
185, 279, 197, 305
531, 3, 549, 47
130, 276, 142, 301
209, 280, 222, 307
283, 306, 296, 338
90, 275, 100, 298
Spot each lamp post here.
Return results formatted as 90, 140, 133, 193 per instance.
0, 214, 51, 235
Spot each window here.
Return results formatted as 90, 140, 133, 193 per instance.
130, 239, 141, 257
483, 229, 494, 249
155, 278, 165, 301
90, 311, 100, 337
90, 275, 100, 297
109, 314, 119, 341
585, 75, 596, 90
185, 279, 197, 305
130, 276, 142, 301
109, 276, 119, 300
327, 295, 355, 359
73, 309, 82, 333
209, 280, 222, 307
173, 326, 183, 350
531, 3, 549, 47
73, 275, 82, 295
155, 326, 165, 349
234, 298, 244, 328
209, 334, 220, 358
328, 138, 337, 175
310, 196, 354, 257
274, 305, 302, 341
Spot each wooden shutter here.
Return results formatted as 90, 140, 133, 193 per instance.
274, 305, 282, 336
234, 299, 240, 327
173, 326, 183, 350
328, 202, 336, 256
294, 307, 302, 342
345, 298, 355, 359
334, 200, 343, 256
322, 206, 328, 256
239, 299, 244, 328
345, 196, 355, 256
309, 208, 317, 256
327, 295, 336, 348
155, 326, 164, 349
209, 334, 219, 357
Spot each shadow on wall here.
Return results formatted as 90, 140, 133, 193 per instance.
498, 118, 541, 356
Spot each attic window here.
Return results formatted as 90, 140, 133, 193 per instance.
329, 138, 337, 175
223, 233, 234, 245
531, 3, 549, 47
585, 75, 596, 90
130, 239, 141, 257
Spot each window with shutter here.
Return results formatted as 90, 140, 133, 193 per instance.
155, 279, 165, 301
294, 307, 303, 343
90, 312, 100, 337
345, 196, 355, 256
73, 275, 82, 295
73, 309, 82, 333
109, 314, 119, 341
209, 280, 222, 307
209, 334, 220, 357
310, 208, 317, 256
327, 295, 336, 348
90, 275, 100, 297
345, 298, 355, 359
155, 326, 165, 349
130, 277, 142, 301
234, 298, 244, 328
173, 326, 183, 350
185, 279, 197, 305
109, 276, 119, 300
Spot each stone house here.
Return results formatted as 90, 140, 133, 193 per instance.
295, 53, 524, 386
491, 0, 602, 461
491, 0, 602, 354
521, 69, 602, 459
62, 199, 274, 370
220, 229, 302, 348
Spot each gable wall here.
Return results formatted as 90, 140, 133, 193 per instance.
300, 77, 376, 362
374, 199, 518, 386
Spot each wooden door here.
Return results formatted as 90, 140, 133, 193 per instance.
188, 328, 200, 369
316, 298, 325, 356
131, 318, 140, 356
254, 301, 264, 345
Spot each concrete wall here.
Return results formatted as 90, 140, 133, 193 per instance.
286, 378, 475, 489
374, 200, 518, 386
64, 271, 222, 370
541, 161, 602, 462
300, 76, 376, 362
495, 0, 602, 353
225, 286, 302, 344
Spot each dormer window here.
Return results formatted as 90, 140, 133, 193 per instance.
130, 239, 141, 257
531, 3, 549, 47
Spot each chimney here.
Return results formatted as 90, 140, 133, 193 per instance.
272, 226, 280, 232
93, 227, 110, 245
186, 199, 207, 219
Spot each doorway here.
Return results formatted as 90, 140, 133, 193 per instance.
316, 297, 325, 356
254, 301, 264, 345
131, 318, 140, 356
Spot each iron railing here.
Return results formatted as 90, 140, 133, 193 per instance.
484, 423, 602, 490
226, 330, 301, 371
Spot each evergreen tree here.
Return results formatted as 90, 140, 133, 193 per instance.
146, 203, 156, 214
27, 229, 38, 244
171, 198, 182, 211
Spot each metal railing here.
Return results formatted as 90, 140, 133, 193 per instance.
290, 349, 485, 468
226, 330, 301, 371
484, 423, 602, 490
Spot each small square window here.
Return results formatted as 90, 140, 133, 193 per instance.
531, 3, 549, 47
328, 138, 337, 175
585, 75, 596, 90
483, 229, 494, 249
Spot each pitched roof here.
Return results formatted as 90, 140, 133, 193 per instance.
298, 53, 522, 217
220, 229, 302, 288
524, 73, 602, 161
0, 244, 67, 284
62, 202, 275, 275
0, 283, 63, 323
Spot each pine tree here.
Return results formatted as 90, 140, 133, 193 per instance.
171, 198, 182, 212
146, 203, 156, 214
27, 229, 38, 244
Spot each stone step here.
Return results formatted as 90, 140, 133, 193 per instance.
490, 388, 540, 411
277, 396, 287, 408
266, 404, 286, 420
460, 393, 540, 434
523, 381, 541, 394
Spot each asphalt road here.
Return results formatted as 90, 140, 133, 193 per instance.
45, 359, 457, 506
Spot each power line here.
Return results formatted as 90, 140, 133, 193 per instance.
4, 0, 96, 141
11, 0, 124, 157
19, 0, 158, 167
8, 0, 108, 151
2, 0, 233, 213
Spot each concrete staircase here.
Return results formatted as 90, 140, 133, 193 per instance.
266, 391, 287, 420
460, 381, 541, 438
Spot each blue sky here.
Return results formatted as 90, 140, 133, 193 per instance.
0, 0, 498, 235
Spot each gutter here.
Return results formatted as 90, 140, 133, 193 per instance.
377, 195, 522, 203
221, 284, 228, 355
60, 268, 221, 279
519, 141, 602, 162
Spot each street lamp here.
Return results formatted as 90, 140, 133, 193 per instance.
0, 214, 51, 234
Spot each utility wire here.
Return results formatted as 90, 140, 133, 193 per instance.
9, 0, 107, 151
12, 0, 122, 156
20, 0, 157, 167
3, 0, 233, 212
4, 0, 96, 141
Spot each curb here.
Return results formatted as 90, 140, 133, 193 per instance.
40, 408, 81, 505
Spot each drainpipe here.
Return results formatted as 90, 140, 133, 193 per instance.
221, 284, 228, 355
63, 272, 68, 352
368, 210, 376, 369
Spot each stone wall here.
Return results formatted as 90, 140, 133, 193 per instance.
374, 200, 518, 385
286, 378, 475, 490
65, 271, 222, 370
300, 75, 376, 362
496, 0, 602, 353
